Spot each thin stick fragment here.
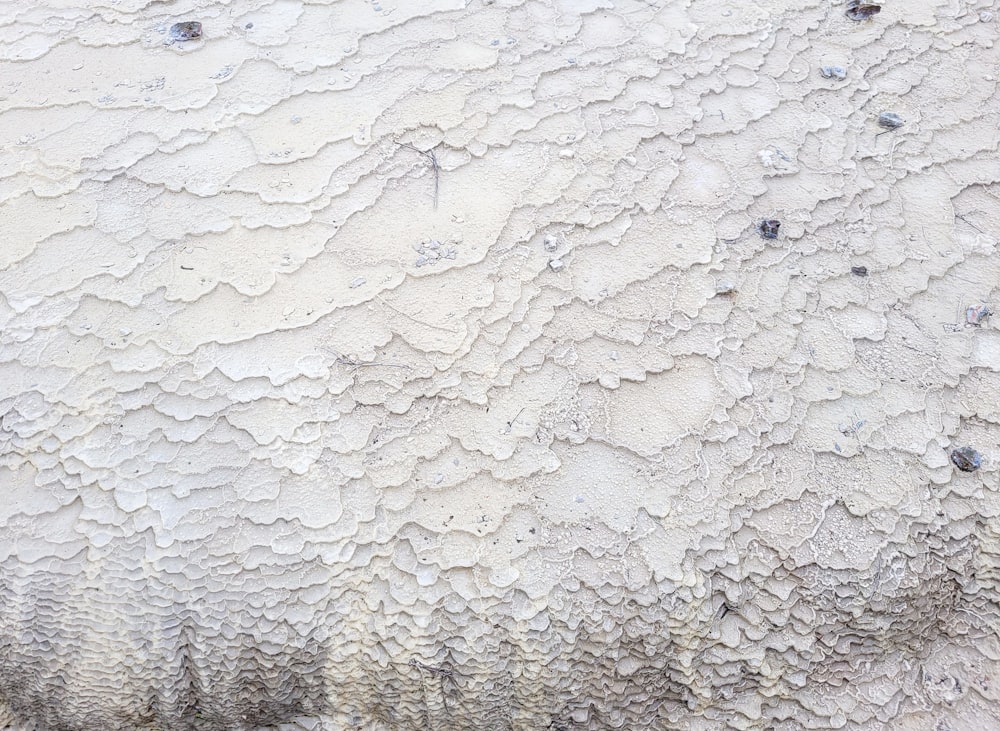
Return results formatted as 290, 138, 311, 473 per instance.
397, 141, 440, 209
375, 295, 459, 333
504, 407, 526, 434
409, 659, 454, 677
322, 347, 411, 370
956, 213, 985, 234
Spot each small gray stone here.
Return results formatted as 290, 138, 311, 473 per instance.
966, 304, 991, 325
951, 447, 981, 473
878, 112, 904, 129
819, 66, 847, 80
759, 219, 781, 239
548, 258, 564, 271
169, 21, 202, 42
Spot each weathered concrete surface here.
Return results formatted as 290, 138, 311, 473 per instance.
1, 0, 999, 729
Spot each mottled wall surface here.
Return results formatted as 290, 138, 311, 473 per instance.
1, 0, 999, 729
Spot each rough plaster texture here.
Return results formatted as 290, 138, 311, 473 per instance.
1, 0, 999, 729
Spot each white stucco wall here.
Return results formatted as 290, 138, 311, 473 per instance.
1, 0, 999, 729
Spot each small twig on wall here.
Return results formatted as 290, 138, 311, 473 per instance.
322, 347, 410, 371
408, 659, 454, 678
503, 407, 526, 434
955, 212, 986, 234
396, 140, 440, 209
374, 295, 459, 333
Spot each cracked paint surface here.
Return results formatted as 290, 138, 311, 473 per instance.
1, 0, 999, 729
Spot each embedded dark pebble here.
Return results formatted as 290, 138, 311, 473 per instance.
878, 112, 904, 129
966, 304, 991, 326
846, 0, 881, 20
819, 66, 848, 80
851, 266, 868, 277
951, 447, 982, 473
759, 219, 781, 239
170, 21, 203, 41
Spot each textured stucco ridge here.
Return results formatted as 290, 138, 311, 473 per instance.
1, 0, 999, 729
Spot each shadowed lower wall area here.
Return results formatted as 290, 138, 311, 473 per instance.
1, 0, 999, 729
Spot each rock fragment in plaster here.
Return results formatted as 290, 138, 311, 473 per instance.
878, 111, 905, 129
168, 21, 203, 43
